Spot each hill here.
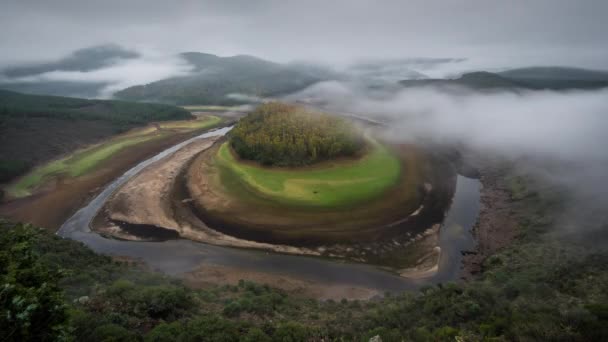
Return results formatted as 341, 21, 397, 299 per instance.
0, 45, 139, 98
229, 102, 365, 166
400, 67, 608, 90
0, 90, 191, 183
114, 52, 324, 105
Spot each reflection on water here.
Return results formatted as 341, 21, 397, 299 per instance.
59, 127, 480, 293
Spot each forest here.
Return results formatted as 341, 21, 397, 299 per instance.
0, 89, 191, 125
229, 102, 365, 166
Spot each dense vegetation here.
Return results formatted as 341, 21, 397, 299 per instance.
0, 90, 192, 183
229, 103, 365, 166
0, 45, 140, 98
115, 52, 323, 105
2, 163, 607, 341
0, 89, 191, 125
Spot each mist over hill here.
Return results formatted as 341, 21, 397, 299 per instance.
114, 52, 326, 105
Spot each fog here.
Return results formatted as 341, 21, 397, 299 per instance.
0, 47, 193, 98
2, 0, 607, 238
289, 82, 608, 239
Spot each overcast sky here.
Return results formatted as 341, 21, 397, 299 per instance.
2, 0, 608, 69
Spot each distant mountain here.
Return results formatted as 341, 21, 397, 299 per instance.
2, 44, 139, 78
0, 45, 139, 98
114, 52, 325, 105
400, 67, 608, 90
498, 66, 608, 81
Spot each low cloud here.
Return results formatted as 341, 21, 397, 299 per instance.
290, 81, 608, 239
0, 48, 194, 98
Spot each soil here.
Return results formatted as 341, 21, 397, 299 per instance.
186, 140, 456, 247
0, 129, 216, 230
93, 135, 456, 274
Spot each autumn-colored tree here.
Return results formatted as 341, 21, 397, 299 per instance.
229, 102, 364, 166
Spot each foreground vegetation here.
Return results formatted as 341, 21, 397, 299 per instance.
216, 140, 401, 207
2, 162, 607, 341
5, 115, 221, 198
229, 102, 365, 166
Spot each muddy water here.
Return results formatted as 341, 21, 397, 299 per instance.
58, 127, 480, 293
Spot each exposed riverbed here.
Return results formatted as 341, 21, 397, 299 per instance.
58, 127, 481, 297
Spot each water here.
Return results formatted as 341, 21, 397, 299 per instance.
58, 127, 481, 292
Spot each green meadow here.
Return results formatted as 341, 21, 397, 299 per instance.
215, 141, 402, 208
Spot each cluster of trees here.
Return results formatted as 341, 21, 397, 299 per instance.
2, 166, 608, 341
229, 102, 365, 166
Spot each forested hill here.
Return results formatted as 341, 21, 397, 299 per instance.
0, 90, 191, 183
114, 52, 324, 105
230, 103, 365, 166
0, 89, 191, 124
2, 165, 607, 341
400, 67, 608, 90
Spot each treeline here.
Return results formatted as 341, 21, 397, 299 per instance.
2, 169, 608, 341
229, 102, 365, 166
0, 89, 192, 125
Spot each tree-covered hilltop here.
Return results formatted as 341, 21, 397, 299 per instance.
229, 103, 365, 166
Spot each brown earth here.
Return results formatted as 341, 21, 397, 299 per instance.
185, 141, 455, 247
183, 264, 381, 301
0, 128, 223, 230
94, 135, 456, 275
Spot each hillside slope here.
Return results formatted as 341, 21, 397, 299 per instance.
114, 52, 324, 105
0, 45, 139, 98
400, 67, 608, 90
0, 90, 191, 182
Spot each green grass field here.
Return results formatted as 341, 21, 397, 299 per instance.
215, 141, 402, 207
7, 115, 222, 198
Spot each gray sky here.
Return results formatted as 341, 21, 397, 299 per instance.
2, 0, 608, 68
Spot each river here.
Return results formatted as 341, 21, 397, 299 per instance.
58, 127, 480, 293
